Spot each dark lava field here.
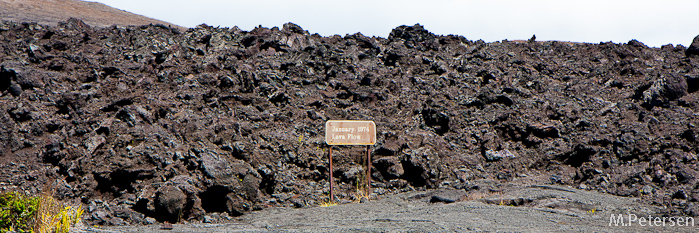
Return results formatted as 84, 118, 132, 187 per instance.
1, 19, 699, 225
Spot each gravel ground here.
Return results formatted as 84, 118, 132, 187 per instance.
84, 185, 698, 232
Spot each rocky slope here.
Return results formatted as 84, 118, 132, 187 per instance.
0, 0, 186, 30
1, 19, 698, 225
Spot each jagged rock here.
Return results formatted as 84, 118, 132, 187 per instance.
281, 22, 308, 35
155, 185, 187, 223
642, 74, 688, 108
199, 150, 257, 192
686, 35, 699, 56
342, 166, 364, 183
0, 18, 698, 226
430, 189, 467, 203
224, 193, 246, 216
373, 156, 404, 180
389, 24, 435, 43
8, 83, 21, 96
85, 134, 105, 155
421, 109, 450, 135
0, 66, 15, 91
114, 208, 147, 224
484, 149, 516, 162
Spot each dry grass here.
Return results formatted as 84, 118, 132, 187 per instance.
319, 200, 338, 207
351, 173, 371, 203
320, 173, 371, 207
462, 191, 492, 201
34, 194, 84, 233
351, 189, 371, 203
462, 190, 506, 205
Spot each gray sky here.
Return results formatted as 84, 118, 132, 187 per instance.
89, 0, 699, 48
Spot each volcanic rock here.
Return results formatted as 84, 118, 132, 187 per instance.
686, 35, 699, 56
0, 19, 698, 226
429, 189, 467, 203
155, 186, 187, 223
642, 74, 688, 108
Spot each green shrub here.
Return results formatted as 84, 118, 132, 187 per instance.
0, 192, 39, 232
0, 191, 83, 233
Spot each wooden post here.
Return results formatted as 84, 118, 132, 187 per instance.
366, 145, 371, 198
329, 146, 334, 202
325, 120, 376, 203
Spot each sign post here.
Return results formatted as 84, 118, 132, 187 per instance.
325, 120, 376, 202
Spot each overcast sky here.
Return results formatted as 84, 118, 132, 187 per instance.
89, 0, 699, 48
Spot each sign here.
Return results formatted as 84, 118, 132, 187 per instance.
325, 120, 377, 202
325, 120, 376, 145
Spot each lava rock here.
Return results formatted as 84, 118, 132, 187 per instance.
421, 108, 450, 135
0, 66, 16, 91
155, 186, 187, 223
200, 151, 257, 192
642, 74, 688, 108
484, 149, 516, 162
373, 156, 404, 180
1, 19, 698, 226
114, 208, 146, 224
389, 24, 435, 43
342, 166, 364, 183
203, 215, 214, 223
686, 35, 699, 56
8, 82, 21, 96
430, 189, 467, 203
224, 193, 246, 216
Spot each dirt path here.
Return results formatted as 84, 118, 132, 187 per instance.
85, 185, 697, 232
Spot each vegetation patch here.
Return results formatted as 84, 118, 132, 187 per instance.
0, 191, 83, 233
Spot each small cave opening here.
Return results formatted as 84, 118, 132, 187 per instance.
400, 159, 427, 187
564, 145, 596, 167
374, 147, 394, 157
95, 170, 149, 194
133, 198, 154, 217
421, 109, 450, 135
200, 186, 231, 213
258, 172, 276, 195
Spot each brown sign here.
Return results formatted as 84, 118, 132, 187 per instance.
325, 120, 376, 145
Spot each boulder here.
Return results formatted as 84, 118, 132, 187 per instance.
430, 189, 467, 203
373, 156, 404, 180
199, 150, 257, 192
686, 35, 699, 56
225, 193, 246, 216
9, 83, 22, 96
388, 24, 435, 43
0, 66, 15, 91
484, 149, 516, 162
155, 186, 186, 223
643, 74, 688, 108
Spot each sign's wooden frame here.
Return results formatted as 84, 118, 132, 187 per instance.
325, 120, 376, 202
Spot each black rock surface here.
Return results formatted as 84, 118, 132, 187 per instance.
1, 20, 698, 225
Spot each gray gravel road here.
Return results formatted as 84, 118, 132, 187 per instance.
83, 185, 697, 232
